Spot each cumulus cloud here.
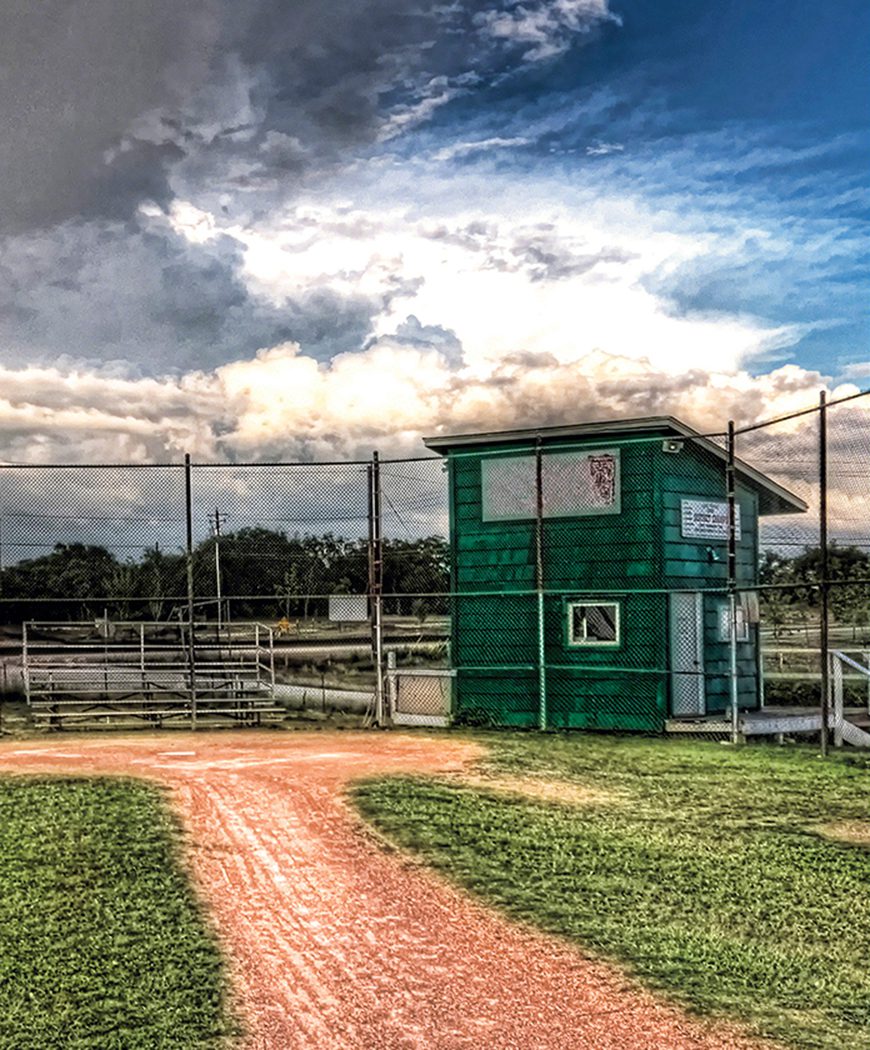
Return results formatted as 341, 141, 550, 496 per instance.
834, 361, 870, 381
0, 320, 864, 554
0, 363, 223, 463
232, 201, 798, 375
0, 341, 857, 470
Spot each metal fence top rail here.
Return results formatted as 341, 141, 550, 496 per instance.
24, 620, 277, 627
733, 386, 870, 436
0, 462, 183, 470
0, 455, 445, 470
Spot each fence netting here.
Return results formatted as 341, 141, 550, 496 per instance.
1, 390, 868, 746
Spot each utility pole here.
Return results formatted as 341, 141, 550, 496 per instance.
211, 507, 227, 630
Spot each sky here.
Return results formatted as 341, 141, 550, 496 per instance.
0, 0, 868, 463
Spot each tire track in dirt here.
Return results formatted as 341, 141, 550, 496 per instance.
0, 732, 768, 1049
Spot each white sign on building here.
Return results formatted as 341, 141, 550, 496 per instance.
328, 595, 368, 622
680, 499, 741, 541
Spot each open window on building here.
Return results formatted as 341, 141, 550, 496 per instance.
567, 602, 620, 647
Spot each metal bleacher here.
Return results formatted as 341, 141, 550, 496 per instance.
23, 620, 285, 729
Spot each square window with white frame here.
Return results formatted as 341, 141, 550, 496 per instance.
568, 602, 620, 646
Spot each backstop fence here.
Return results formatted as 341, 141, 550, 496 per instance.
0, 389, 868, 749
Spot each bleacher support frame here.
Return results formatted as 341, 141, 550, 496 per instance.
23, 620, 284, 729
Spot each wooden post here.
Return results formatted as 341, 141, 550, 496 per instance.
819, 391, 830, 756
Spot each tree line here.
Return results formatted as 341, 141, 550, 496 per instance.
759, 544, 870, 639
1, 531, 868, 628
0, 527, 449, 623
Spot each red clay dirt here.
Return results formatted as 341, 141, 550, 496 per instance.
0, 731, 764, 1049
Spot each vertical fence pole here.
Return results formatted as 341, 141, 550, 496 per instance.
726, 421, 740, 744
139, 622, 146, 698
368, 454, 385, 724
184, 453, 197, 730
831, 653, 844, 747
863, 651, 870, 716
22, 621, 30, 706
213, 507, 223, 632
269, 627, 276, 699
819, 390, 830, 755
535, 437, 547, 731
386, 650, 398, 718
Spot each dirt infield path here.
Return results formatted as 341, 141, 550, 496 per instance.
0, 732, 763, 1049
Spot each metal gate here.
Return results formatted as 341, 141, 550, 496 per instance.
387, 666, 454, 727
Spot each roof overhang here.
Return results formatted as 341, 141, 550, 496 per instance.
423, 415, 807, 516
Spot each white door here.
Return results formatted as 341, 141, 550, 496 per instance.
670, 592, 705, 716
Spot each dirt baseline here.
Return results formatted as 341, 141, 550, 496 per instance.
0, 731, 763, 1050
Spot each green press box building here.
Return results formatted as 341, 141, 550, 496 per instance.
424, 417, 806, 732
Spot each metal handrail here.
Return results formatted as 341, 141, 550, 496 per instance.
829, 650, 870, 747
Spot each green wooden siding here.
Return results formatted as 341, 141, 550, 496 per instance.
447, 429, 767, 731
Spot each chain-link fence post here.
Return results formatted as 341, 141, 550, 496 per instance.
184, 453, 198, 730
367, 452, 385, 724
819, 390, 830, 755
726, 421, 740, 744
534, 436, 547, 731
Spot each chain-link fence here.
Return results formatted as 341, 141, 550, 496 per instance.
1, 390, 868, 746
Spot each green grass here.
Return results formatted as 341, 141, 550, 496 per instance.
0, 777, 237, 1049
352, 734, 870, 1049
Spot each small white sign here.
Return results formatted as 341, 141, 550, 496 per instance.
680, 499, 741, 541
328, 595, 368, 622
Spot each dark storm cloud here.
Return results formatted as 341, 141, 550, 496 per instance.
0, 0, 219, 234
0, 218, 385, 372
374, 315, 464, 365
4, 0, 621, 232
0, 0, 488, 234
0, 0, 621, 378
162, 1, 496, 222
